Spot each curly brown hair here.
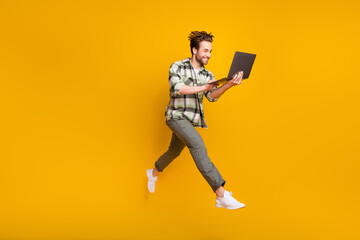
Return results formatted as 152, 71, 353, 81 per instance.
188, 31, 214, 55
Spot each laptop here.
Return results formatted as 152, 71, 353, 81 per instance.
211, 51, 256, 85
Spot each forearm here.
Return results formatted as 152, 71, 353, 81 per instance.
209, 83, 232, 99
179, 84, 209, 95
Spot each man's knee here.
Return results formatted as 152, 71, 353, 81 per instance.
187, 138, 206, 150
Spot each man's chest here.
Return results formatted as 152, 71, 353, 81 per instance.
179, 69, 209, 86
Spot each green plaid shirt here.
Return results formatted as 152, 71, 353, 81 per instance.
165, 57, 219, 129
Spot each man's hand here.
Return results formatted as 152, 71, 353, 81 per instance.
225, 71, 244, 88
179, 79, 218, 95
204, 79, 219, 91
208, 71, 244, 99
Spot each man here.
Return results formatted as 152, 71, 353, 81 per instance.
146, 31, 245, 209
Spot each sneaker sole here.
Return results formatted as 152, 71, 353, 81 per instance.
146, 170, 155, 193
147, 182, 155, 193
215, 203, 245, 209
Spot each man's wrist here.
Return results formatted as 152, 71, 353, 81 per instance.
223, 82, 232, 90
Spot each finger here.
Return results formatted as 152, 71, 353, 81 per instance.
238, 72, 242, 79
237, 74, 242, 81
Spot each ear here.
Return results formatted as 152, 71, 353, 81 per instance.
192, 47, 197, 55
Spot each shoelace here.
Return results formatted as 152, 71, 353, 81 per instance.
217, 191, 233, 199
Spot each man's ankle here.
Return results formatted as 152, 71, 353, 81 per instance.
152, 168, 159, 177
216, 187, 225, 198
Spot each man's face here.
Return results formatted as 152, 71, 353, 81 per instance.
193, 41, 212, 66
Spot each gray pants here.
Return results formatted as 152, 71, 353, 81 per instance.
155, 118, 226, 192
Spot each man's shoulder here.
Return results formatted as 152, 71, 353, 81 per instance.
170, 58, 191, 69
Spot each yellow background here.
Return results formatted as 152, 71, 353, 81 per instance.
1, 0, 359, 239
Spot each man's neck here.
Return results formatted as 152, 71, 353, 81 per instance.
190, 56, 202, 70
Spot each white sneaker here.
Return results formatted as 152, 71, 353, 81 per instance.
146, 169, 157, 193
215, 190, 245, 209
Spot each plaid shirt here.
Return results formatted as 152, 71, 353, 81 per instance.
165, 57, 219, 129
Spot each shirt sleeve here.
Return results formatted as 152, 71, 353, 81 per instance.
169, 63, 184, 96
204, 72, 219, 102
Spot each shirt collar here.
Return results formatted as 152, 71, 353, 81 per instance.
184, 57, 206, 72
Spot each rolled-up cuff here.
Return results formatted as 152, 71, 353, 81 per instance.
205, 89, 219, 102
212, 180, 226, 193
173, 82, 185, 96
154, 163, 163, 172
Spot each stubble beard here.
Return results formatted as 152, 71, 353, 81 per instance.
196, 54, 209, 66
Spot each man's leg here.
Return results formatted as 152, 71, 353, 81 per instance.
147, 131, 185, 193
166, 118, 245, 209
149, 118, 245, 209
166, 118, 225, 193
154, 132, 186, 174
